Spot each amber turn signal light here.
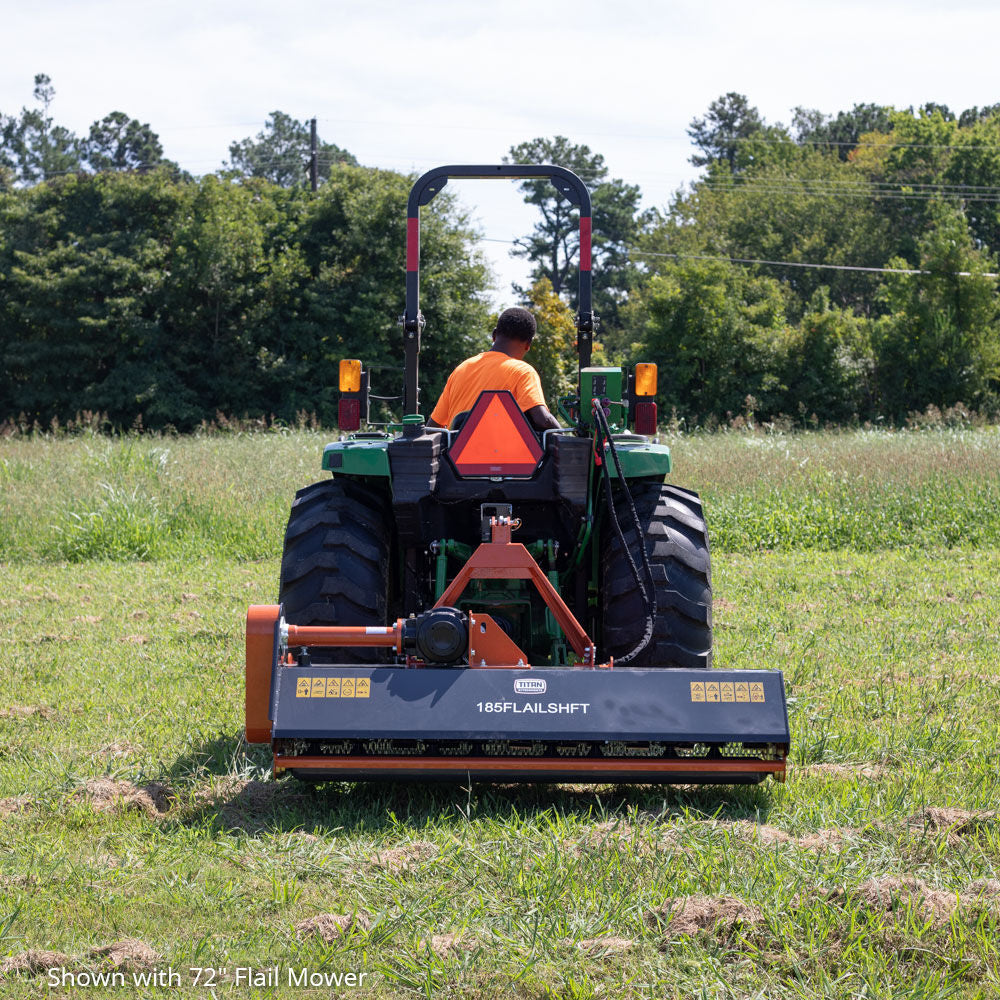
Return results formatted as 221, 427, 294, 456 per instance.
634, 363, 657, 397
339, 359, 362, 393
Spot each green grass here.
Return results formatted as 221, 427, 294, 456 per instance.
1, 429, 999, 997
668, 426, 1000, 551
2, 426, 999, 562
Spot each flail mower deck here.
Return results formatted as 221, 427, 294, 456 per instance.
245, 164, 790, 784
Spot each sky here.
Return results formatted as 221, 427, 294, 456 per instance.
4, 0, 1000, 302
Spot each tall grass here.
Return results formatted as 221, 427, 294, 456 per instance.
670, 426, 1000, 551
0, 433, 313, 563
1, 426, 999, 563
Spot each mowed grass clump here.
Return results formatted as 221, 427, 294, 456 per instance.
2, 426, 999, 562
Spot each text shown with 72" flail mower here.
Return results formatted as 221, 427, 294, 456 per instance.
245, 164, 790, 784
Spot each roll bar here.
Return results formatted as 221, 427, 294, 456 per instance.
403, 165, 595, 416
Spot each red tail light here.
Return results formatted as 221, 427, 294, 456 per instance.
338, 397, 361, 431
634, 400, 657, 435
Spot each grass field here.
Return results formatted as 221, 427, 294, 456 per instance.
1, 428, 999, 998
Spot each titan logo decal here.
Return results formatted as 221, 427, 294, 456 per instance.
296, 677, 371, 698
514, 678, 547, 694
690, 681, 764, 703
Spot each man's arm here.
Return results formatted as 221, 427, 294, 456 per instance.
426, 416, 443, 428
525, 404, 561, 432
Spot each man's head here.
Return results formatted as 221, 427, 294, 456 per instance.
494, 307, 536, 344
491, 307, 536, 358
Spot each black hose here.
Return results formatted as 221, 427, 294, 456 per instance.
592, 404, 657, 664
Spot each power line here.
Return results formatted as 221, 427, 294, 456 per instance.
314, 116, 1000, 153
624, 249, 1000, 279
706, 177, 1000, 194
714, 134, 1000, 153
474, 235, 1000, 279
700, 180, 1000, 203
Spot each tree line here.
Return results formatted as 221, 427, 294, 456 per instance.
2, 76, 999, 429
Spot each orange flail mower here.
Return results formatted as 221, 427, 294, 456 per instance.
245, 165, 790, 785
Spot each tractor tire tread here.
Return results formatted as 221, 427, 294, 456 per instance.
600, 481, 712, 669
278, 478, 391, 664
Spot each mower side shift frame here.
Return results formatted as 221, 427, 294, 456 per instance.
263, 517, 602, 670
434, 516, 598, 667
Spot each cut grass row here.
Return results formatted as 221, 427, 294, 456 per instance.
2, 427, 1000, 562
2, 549, 998, 997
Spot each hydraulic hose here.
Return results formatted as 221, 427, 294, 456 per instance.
592, 404, 657, 664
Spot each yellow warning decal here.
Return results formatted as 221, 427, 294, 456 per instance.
295, 675, 371, 698
691, 679, 764, 705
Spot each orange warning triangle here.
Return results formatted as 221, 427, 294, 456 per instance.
450, 391, 543, 476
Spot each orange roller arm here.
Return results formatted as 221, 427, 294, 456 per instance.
246, 604, 280, 744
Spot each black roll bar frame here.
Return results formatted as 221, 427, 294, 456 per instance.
402, 165, 595, 416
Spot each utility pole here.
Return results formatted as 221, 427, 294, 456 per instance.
309, 118, 318, 192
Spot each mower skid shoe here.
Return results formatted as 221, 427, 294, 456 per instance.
269, 666, 789, 785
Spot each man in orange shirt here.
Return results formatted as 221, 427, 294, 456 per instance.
427, 307, 561, 432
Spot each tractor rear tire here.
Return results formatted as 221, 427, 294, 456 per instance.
600, 481, 712, 669
278, 478, 391, 663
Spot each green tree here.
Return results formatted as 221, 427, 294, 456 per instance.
958, 103, 1000, 127
792, 102, 893, 160
505, 136, 647, 345
0, 74, 81, 185
874, 203, 1000, 416
782, 290, 876, 420
850, 108, 960, 264
522, 278, 577, 408
945, 109, 1000, 254
635, 143, 891, 322
0, 163, 492, 429
156, 176, 308, 425
227, 112, 357, 188
0, 171, 184, 424
687, 92, 766, 173
295, 166, 491, 420
84, 111, 170, 172
629, 259, 789, 421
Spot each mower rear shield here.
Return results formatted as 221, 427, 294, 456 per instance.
268, 664, 789, 784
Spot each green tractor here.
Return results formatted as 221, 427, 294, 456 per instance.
245, 165, 788, 784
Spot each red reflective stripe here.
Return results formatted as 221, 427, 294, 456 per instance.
406, 217, 419, 271
579, 216, 592, 271
338, 397, 360, 431
635, 401, 657, 435
276, 755, 787, 778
